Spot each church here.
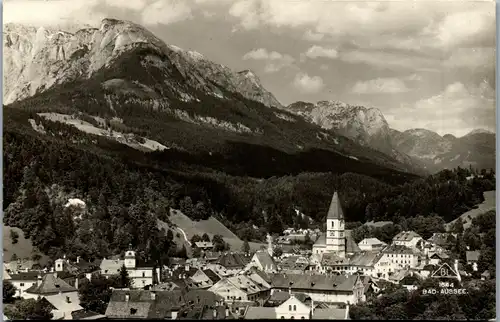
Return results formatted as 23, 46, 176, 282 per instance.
312, 192, 360, 257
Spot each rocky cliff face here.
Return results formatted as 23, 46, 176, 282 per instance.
390, 128, 495, 172
3, 19, 282, 108
285, 100, 413, 164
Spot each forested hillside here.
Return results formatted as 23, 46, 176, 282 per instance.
4, 106, 495, 264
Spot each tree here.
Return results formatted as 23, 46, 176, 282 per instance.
114, 264, 132, 289
201, 233, 211, 242
212, 235, 227, 252
4, 298, 53, 320
3, 280, 17, 303
190, 234, 201, 245
242, 240, 250, 254
10, 253, 18, 261
10, 229, 19, 244
78, 274, 113, 314
192, 247, 201, 258
166, 229, 174, 242
451, 218, 464, 234
273, 247, 283, 258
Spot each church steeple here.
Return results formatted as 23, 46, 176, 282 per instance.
325, 191, 346, 258
327, 192, 344, 220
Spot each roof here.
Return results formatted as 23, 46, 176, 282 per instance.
429, 252, 450, 259
359, 238, 386, 246
194, 242, 214, 248
9, 271, 41, 281
327, 192, 345, 220
253, 251, 278, 271
152, 282, 181, 292
202, 269, 221, 283
348, 251, 381, 267
312, 308, 348, 320
245, 307, 276, 319
466, 251, 480, 262
227, 275, 265, 294
44, 292, 83, 313
321, 253, 349, 266
106, 289, 222, 319
270, 273, 360, 292
71, 310, 106, 320
25, 273, 77, 295
345, 234, 361, 253
393, 231, 422, 242
216, 253, 250, 269
268, 291, 310, 304
100, 259, 124, 275
382, 244, 415, 254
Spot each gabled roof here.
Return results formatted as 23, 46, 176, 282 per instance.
100, 259, 124, 275
216, 253, 250, 269
245, 307, 276, 319
202, 269, 221, 284
270, 273, 360, 292
8, 271, 41, 281
382, 244, 415, 254
359, 237, 386, 246
327, 192, 344, 220
25, 273, 77, 295
393, 231, 422, 242
253, 251, 278, 271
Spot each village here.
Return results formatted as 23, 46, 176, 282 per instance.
3, 192, 492, 320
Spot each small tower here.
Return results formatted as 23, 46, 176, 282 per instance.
325, 192, 346, 258
267, 234, 273, 257
55, 258, 65, 272
124, 245, 136, 269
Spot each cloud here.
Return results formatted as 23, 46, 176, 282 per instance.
227, 0, 495, 59
4, 0, 194, 27
404, 74, 423, 82
444, 47, 496, 70
387, 81, 495, 136
293, 73, 325, 94
303, 30, 324, 41
339, 50, 439, 72
4, 0, 105, 26
303, 45, 338, 60
242, 48, 295, 73
141, 0, 193, 25
352, 78, 410, 94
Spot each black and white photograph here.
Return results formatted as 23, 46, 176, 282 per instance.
2, 0, 496, 320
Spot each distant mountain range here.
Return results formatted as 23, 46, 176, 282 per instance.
3, 18, 495, 176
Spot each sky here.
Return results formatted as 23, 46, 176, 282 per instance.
4, 0, 497, 137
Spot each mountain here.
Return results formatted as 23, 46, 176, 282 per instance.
285, 100, 416, 168
3, 20, 282, 108
4, 18, 420, 178
390, 128, 496, 172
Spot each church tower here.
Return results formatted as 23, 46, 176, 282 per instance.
325, 192, 346, 258
124, 244, 136, 269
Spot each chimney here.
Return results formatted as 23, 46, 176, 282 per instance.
225, 307, 229, 317
213, 308, 217, 318
151, 291, 156, 301
125, 294, 130, 302
37, 275, 42, 286
54, 272, 58, 279
75, 278, 79, 290
50, 267, 54, 273
345, 303, 350, 319
77, 256, 80, 264
185, 264, 190, 272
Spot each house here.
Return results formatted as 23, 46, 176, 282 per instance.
212, 252, 251, 276
427, 252, 450, 266
466, 251, 480, 265
392, 231, 423, 250
481, 270, 491, 280
427, 233, 457, 248
208, 275, 270, 304
358, 238, 387, 251
245, 293, 350, 320
100, 248, 161, 289
6, 272, 42, 297
312, 192, 361, 258
275, 294, 312, 319
279, 256, 310, 274
189, 269, 220, 289
105, 289, 225, 319
194, 242, 214, 251
380, 244, 419, 270
4, 259, 37, 274
22, 273, 83, 319
245, 250, 278, 273
399, 272, 421, 291
269, 273, 366, 304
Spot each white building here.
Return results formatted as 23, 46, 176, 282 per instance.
100, 248, 160, 288
379, 244, 419, 271
358, 238, 387, 251
313, 192, 360, 258
392, 231, 423, 250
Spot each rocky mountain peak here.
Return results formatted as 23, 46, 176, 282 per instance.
3, 18, 282, 108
